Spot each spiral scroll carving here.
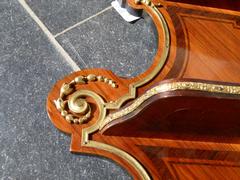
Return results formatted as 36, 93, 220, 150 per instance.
54, 74, 117, 124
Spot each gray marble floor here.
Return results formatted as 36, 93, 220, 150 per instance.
0, 0, 157, 179
56, 9, 157, 77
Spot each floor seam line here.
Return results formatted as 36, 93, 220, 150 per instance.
18, 0, 81, 72
54, 6, 113, 38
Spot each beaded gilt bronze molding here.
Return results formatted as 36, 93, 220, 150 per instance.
100, 81, 240, 129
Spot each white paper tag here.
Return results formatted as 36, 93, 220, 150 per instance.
111, 0, 141, 22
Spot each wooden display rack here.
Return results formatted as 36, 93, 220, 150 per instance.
47, 0, 240, 179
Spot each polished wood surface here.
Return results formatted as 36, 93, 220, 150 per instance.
164, 0, 240, 11
102, 82, 240, 141
47, 0, 240, 179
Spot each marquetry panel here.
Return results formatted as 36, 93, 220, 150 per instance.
139, 145, 240, 179
182, 16, 240, 83
165, 6, 240, 82
164, 158, 240, 179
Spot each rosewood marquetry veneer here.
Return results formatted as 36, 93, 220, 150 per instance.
47, 0, 240, 179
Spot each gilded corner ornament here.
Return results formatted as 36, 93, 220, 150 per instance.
54, 74, 118, 124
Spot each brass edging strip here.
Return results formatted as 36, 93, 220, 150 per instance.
84, 141, 151, 180
81, 2, 170, 179
80, 91, 151, 180
105, 0, 170, 109
100, 81, 240, 129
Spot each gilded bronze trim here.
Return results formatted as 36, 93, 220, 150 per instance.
105, 0, 170, 109
100, 81, 240, 129
85, 141, 151, 180
80, 2, 164, 179
78, 90, 151, 180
